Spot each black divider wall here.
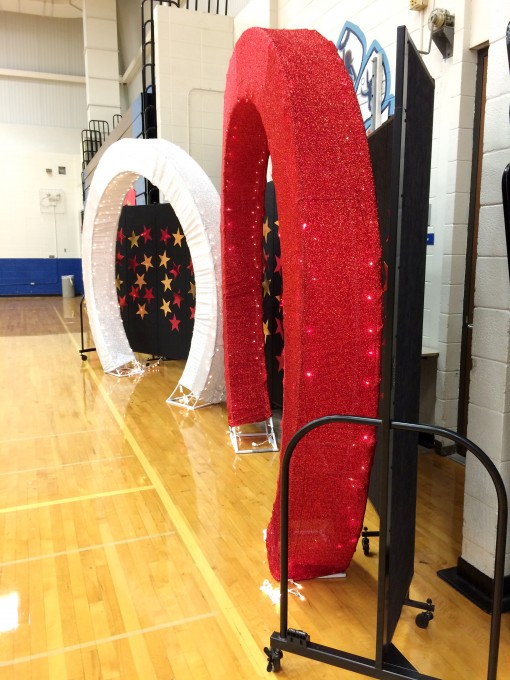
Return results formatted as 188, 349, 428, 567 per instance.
115, 203, 195, 359
368, 30, 435, 646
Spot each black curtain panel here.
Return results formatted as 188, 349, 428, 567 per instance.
115, 203, 195, 359
263, 181, 284, 408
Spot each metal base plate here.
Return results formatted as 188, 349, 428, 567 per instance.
229, 417, 279, 454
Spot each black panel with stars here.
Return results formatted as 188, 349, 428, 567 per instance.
263, 181, 284, 408
116, 203, 195, 359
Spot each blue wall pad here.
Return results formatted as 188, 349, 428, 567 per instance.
0, 258, 83, 296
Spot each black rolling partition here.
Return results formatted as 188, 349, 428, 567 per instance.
378, 25, 435, 647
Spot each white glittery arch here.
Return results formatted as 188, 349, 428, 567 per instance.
82, 138, 224, 405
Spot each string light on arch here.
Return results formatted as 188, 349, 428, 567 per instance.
82, 138, 224, 406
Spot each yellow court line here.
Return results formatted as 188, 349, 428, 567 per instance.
0, 485, 154, 515
0, 611, 218, 667
54, 306, 268, 678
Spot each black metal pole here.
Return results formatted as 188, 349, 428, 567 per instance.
80, 295, 85, 352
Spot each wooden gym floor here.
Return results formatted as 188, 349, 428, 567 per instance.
0, 296, 508, 679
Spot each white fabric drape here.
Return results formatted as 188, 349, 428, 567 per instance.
81, 138, 224, 404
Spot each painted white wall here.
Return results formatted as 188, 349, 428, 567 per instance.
82, 0, 121, 124
463, 2, 510, 577
0, 125, 83, 259
0, 11, 86, 262
234, 0, 277, 41
0, 11, 85, 75
116, 0, 141, 76
154, 5, 233, 191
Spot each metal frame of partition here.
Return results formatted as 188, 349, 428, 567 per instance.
266, 415, 507, 680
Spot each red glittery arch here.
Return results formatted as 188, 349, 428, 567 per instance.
221, 28, 382, 580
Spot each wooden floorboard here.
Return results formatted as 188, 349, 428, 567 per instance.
0, 296, 507, 679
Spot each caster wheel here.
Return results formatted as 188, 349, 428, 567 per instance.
264, 647, 283, 673
81, 354, 88, 362
415, 611, 433, 629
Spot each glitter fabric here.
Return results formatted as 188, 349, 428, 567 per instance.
82, 138, 225, 404
221, 29, 382, 580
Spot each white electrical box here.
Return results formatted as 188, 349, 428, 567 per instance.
39, 189, 65, 214
410, 0, 428, 10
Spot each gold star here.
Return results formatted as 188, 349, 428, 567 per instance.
262, 274, 271, 297
136, 303, 148, 319
274, 220, 279, 227
135, 273, 146, 288
128, 230, 140, 248
159, 250, 170, 268
160, 299, 171, 316
173, 229, 184, 247
161, 274, 172, 291
115, 274, 123, 290
141, 254, 154, 271
263, 217, 271, 242
188, 282, 196, 298
263, 320, 271, 343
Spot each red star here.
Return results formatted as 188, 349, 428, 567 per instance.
128, 285, 140, 301
141, 225, 152, 243
274, 255, 282, 273
117, 228, 125, 244
262, 250, 269, 266
160, 228, 171, 244
190, 306, 195, 319
128, 255, 139, 272
116, 251, 124, 263
169, 313, 181, 331
173, 291, 183, 308
187, 261, 194, 275
275, 317, 284, 337
144, 287, 155, 302
170, 263, 182, 278
275, 351, 284, 373
123, 188, 136, 206
118, 295, 127, 309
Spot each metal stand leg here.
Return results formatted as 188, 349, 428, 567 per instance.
79, 295, 95, 361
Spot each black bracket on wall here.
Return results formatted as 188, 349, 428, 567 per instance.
503, 164, 510, 283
